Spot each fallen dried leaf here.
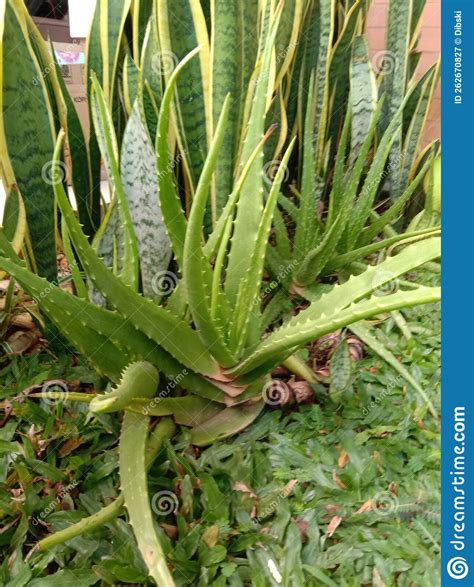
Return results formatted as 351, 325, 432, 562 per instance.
326, 515, 342, 537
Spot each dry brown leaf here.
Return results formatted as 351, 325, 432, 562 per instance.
326, 515, 342, 537
59, 437, 85, 458
338, 450, 349, 469
354, 499, 375, 515
332, 469, 347, 490
233, 481, 257, 498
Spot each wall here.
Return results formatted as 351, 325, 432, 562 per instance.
366, 0, 441, 146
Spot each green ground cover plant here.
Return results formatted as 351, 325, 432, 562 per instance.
0, 0, 440, 584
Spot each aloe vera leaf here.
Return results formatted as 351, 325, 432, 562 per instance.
157, 0, 209, 192
0, 254, 127, 380
0, 246, 224, 399
203, 130, 271, 261
155, 48, 200, 269
126, 395, 223, 424
183, 95, 236, 366
52, 131, 218, 377
323, 227, 439, 273
232, 139, 296, 352
400, 64, 439, 193
91, 361, 159, 413
121, 97, 172, 302
346, 93, 416, 250
358, 153, 434, 247
350, 36, 377, 162
299, 237, 440, 319
191, 401, 264, 446
293, 76, 318, 259
38, 417, 175, 551
1, 0, 56, 281
349, 321, 437, 418
90, 75, 139, 290
61, 219, 88, 300
119, 364, 175, 586
230, 286, 440, 378
295, 101, 383, 286
225, 13, 280, 305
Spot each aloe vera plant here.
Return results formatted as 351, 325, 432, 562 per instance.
0, 0, 440, 583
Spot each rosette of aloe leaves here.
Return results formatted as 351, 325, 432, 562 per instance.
0, 1, 440, 583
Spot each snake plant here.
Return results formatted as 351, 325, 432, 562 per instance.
0, 1, 440, 584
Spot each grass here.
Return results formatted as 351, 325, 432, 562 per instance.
0, 301, 440, 586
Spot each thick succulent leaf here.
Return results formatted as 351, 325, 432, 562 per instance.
119, 381, 174, 585
52, 130, 219, 377
381, 0, 413, 196
1, 0, 56, 280
183, 95, 236, 365
232, 139, 296, 353
191, 401, 264, 446
156, 49, 200, 269
230, 286, 440, 378
324, 227, 439, 273
350, 36, 377, 161
399, 64, 439, 193
121, 97, 172, 302
300, 237, 440, 318
225, 12, 280, 305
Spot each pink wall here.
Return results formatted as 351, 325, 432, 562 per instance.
366, 0, 441, 146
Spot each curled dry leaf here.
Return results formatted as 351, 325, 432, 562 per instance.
326, 515, 343, 537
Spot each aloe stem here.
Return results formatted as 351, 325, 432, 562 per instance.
282, 355, 317, 384
37, 418, 176, 551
